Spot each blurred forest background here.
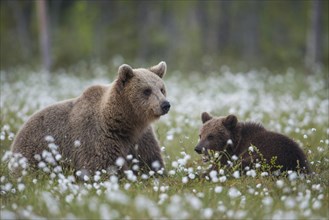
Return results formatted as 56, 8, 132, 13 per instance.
0, 0, 328, 74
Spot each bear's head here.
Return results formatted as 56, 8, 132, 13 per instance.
195, 112, 238, 161
115, 61, 170, 122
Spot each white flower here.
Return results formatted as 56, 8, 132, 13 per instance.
182, 176, 188, 184
168, 170, 175, 176
65, 194, 74, 203
34, 154, 41, 161
132, 165, 139, 171
45, 135, 54, 142
76, 170, 82, 176
188, 173, 196, 179
38, 161, 46, 169
55, 154, 62, 161
248, 146, 254, 152
209, 170, 218, 179
167, 134, 174, 140
115, 157, 125, 167
233, 170, 240, 179
152, 160, 160, 170
262, 196, 273, 206
203, 208, 213, 219
3, 183, 12, 191
219, 176, 227, 183
141, 174, 148, 179
261, 172, 269, 177
228, 187, 241, 198
288, 171, 298, 181
124, 183, 131, 190
246, 169, 256, 177
214, 186, 223, 193
74, 140, 81, 147
83, 175, 89, 181
312, 200, 322, 210
231, 155, 238, 161
94, 175, 100, 182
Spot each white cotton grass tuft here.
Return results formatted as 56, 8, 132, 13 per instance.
74, 140, 81, 147
152, 160, 161, 170
232, 170, 240, 179
182, 176, 189, 184
1, 67, 328, 219
45, 135, 55, 143
214, 186, 223, 193
115, 157, 125, 167
228, 187, 241, 198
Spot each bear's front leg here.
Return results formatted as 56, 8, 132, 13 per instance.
135, 126, 164, 174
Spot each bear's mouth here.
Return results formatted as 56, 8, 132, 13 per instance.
202, 154, 210, 162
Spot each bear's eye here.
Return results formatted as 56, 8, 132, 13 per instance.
160, 88, 165, 95
207, 135, 214, 141
143, 88, 152, 96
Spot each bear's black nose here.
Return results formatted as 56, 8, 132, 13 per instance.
194, 146, 202, 154
161, 101, 171, 114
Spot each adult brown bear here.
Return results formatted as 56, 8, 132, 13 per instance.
11, 62, 170, 176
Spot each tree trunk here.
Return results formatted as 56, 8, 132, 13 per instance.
241, 1, 261, 63
36, 0, 51, 74
305, 0, 322, 73
218, 1, 230, 53
8, 1, 31, 60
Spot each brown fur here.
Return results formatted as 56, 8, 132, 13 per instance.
11, 62, 170, 175
195, 112, 310, 174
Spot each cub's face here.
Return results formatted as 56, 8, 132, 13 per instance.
116, 62, 170, 122
195, 113, 238, 161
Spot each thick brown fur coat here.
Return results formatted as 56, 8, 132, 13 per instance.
195, 113, 310, 174
11, 62, 170, 175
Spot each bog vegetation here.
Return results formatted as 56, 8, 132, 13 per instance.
0, 64, 328, 219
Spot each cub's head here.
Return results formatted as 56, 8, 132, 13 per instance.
195, 112, 238, 161
115, 61, 170, 122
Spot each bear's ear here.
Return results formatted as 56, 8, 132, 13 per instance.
223, 114, 238, 130
117, 64, 134, 90
201, 112, 212, 124
149, 61, 167, 78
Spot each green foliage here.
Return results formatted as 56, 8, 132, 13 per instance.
0, 0, 328, 72
0, 68, 328, 218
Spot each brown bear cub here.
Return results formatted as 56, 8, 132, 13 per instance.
195, 112, 310, 174
10, 61, 170, 176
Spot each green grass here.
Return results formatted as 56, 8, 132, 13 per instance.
1, 68, 328, 219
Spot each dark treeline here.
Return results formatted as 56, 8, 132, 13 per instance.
0, 0, 328, 74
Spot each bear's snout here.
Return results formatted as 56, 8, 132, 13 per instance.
160, 101, 171, 114
194, 145, 203, 154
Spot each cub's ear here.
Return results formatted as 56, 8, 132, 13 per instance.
149, 61, 167, 78
223, 114, 238, 130
201, 112, 212, 124
117, 64, 134, 90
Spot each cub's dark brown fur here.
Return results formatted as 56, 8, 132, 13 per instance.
195, 112, 310, 174
11, 62, 170, 176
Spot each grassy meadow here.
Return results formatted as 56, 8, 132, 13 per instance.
0, 66, 328, 219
